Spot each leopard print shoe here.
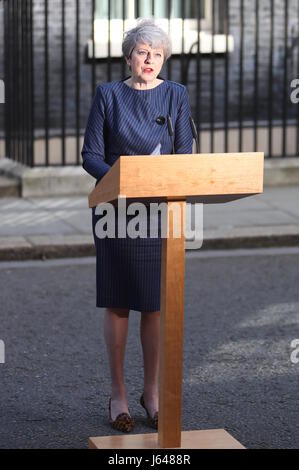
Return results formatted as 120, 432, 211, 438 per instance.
140, 393, 158, 430
109, 397, 135, 433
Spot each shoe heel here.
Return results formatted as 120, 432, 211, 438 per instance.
140, 393, 158, 430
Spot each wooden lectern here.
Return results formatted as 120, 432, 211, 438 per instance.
88, 152, 264, 449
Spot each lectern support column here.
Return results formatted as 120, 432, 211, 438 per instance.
158, 200, 186, 449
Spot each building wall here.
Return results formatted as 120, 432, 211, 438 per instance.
2, 0, 299, 136
32, 0, 99, 134
30, 0, 299, 134
186, 0, 299, 125
0, 2, 5, 136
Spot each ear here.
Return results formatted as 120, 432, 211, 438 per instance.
125, 58, 131, 71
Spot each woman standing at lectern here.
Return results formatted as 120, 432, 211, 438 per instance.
81, 17, 193, 433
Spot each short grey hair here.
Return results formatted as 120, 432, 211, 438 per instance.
122, 17, 172, 66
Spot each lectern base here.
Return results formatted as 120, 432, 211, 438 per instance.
88, 429, 245, 449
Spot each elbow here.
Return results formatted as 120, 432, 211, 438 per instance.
81, 151, 88, 172
81, 158, 86, 171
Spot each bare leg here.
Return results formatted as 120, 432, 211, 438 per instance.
140, 310, 160, 417
104, 307, 130, 420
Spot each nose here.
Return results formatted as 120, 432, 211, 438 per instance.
145, 52, 153, 62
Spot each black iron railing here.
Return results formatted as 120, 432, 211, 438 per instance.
3, 0, 34, 166
2, 0, 299, 167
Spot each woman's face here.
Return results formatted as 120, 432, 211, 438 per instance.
126, 42, 164, 84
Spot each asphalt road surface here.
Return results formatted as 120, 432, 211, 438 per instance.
0, 247, 299, 449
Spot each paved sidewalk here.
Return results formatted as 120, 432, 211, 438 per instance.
0, 186, 298, 260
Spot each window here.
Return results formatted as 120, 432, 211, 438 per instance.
89, 0, 234, 59
95, 0, 123, 19
95, 0, 205, 20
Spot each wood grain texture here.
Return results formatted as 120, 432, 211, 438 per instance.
88, 429, 245, 449
158, 200, 186, 448
88, 152, 264, 208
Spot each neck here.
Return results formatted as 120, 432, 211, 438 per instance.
128, 77, 160, 90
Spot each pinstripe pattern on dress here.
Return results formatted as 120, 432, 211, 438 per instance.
82, 78, 193, 312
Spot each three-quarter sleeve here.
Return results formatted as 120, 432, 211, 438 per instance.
81, 85, 111, 182
174, 86, 194, 154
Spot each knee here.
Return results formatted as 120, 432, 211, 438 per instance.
141, 310, 160, 317
106, 307, 130, 318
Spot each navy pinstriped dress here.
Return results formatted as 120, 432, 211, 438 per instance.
81, 77, 193, 312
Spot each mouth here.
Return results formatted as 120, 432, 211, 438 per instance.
143, 68, 154, 73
